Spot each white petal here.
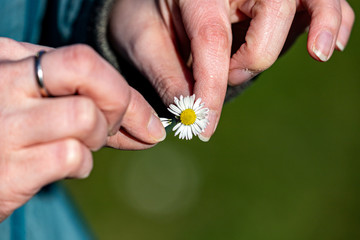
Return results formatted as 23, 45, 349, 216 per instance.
193, 98, 202, 110
160, 118, 172, 128
196, 120, 208, 131
172, 122, 182, 131
177, 96, 185, 111
190, 94, 196, 107
188, 95, 193, 108
179, 126, 185, 139
162, 122, 171, 128
178, 129, 183, 139
195, 108, 209, 118
175, 124, 184, 137
192, 123, 201, 135
169, 104, 182, 114
184, 96, 189, 109
168, 107, 180, 116
190, 124, 197, 136
183, 125, 188, 140
187, 95, 195, 109
174, 97, 181, 110
195, 107, 209, 114
174, 96, 179, 104
187, 126, 193, 140
194, 102, 205, 112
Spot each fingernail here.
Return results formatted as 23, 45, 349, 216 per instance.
313, 31, 334, 62
336, 26, 350, 52
336, 40, 345, 52
199, 110, 218, 142
229, 69, 256, 86
148, 113, 166, 142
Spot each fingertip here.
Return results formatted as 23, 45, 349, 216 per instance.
336, 40, 345, 52
198, 134, 210, 142
335, 25, 352, 52
228, 68, 257, 86
335, 0, 355, 52
148, 112, 167, 142
64, 139, 93, 179
311, 30, 335, 62
198, 109, 219, 142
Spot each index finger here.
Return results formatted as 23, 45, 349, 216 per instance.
179, 0, 232, 141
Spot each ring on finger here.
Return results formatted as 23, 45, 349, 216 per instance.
34, 50, 51, 97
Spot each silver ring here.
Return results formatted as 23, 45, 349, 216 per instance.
34, 50, 51, 97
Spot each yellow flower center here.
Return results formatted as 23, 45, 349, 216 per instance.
180, 109, 196, 125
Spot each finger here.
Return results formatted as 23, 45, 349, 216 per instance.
229, 0, 296, 85
335, 0, 355, 51
40, 45, 132, 133
17, 139, 93, 182
302, 0, 342, 61
179, 0, 232, 141
12, 45, 166, 146
121, 88, 166, 143
6, 96, 108, 150
3, 139, 92, 215
0, 37, 52, 61
109, 0, 193, 105
106, 128, 157, 150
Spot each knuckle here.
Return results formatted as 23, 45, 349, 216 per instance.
330, 9, 342, 29
235, 45, 275, 72
256, 0, 296, 19
153, 74, 183, 105
71, 97, 99, 134
0, 37, 19, 50
111, 86, 131, 118
318, 5, 342, 31
62, 44, 99, 77
2, 113, 24, 145
197, 22, 231, 51
61, 139, 85, 174
123, 89, 139, 117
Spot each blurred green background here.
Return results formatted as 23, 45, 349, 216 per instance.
66, 2, 360, 239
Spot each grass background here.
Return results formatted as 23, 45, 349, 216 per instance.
66, 1, 360, 239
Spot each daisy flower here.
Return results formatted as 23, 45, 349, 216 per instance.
161, 94, 209, 140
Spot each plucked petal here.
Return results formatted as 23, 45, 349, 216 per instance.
160, 118, 172, 128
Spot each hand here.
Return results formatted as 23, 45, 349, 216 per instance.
109, 0, 354, 141
0, 38, 165, 222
